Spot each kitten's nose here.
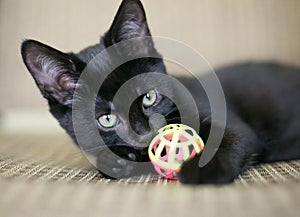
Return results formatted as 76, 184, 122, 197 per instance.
149, 113, 166, 131
135, 113, 166, 147
138, 132, 154, 145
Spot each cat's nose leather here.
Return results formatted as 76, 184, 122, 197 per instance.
149, 113, 167, 132
136, 113, 166, 146
138, 132, 154, 145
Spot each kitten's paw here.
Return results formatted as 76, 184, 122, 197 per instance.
179, 154, 236, 184
97, 147, 154, 179
111, 157, 136, 178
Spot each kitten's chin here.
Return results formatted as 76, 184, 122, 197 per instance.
132, 145, 149, 153
130, 146, 149, 160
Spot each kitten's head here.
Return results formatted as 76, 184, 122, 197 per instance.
21, 0, 179, 174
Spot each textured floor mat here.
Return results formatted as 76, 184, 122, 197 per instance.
0, 134, 299, 184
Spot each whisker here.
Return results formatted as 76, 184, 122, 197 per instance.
66, 151, 85, 159
164, 107, 179, 116
79, 145, 108, 154
164, 102, 198, 116
62, 146, 107, 159
165, 116, 181, 123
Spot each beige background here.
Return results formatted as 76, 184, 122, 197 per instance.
1, 0, 300, 111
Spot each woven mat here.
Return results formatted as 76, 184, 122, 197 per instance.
0, 134, 300, 184
0, 134, 300, 217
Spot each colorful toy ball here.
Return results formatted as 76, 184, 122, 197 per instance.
148, 124, 205, 180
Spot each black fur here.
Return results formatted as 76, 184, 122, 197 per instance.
21, 0, 300, 184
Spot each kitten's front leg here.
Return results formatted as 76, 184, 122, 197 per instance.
179, 121, 260, 184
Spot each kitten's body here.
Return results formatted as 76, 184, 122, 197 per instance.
218, 62, 300, 164
21, 0, 300, 184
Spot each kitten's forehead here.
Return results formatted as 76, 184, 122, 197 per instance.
76, 38, 107, 64
95, 95, 115, 112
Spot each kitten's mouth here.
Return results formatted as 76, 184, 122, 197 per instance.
132, 145, 149, 152
131, 145, 149, 156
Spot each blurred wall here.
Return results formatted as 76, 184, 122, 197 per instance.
1, 0, 300, 110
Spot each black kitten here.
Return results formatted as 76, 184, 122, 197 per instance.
21, 0, 300, 184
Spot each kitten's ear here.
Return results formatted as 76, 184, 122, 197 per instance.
21, 40, 78, 105
104, 0, 153, 52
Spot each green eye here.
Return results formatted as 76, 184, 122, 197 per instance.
98, 114, 118, 128
143, 90, 157, 108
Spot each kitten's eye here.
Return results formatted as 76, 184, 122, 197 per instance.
98, 114, 119, 128
143, 90, 157, 108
